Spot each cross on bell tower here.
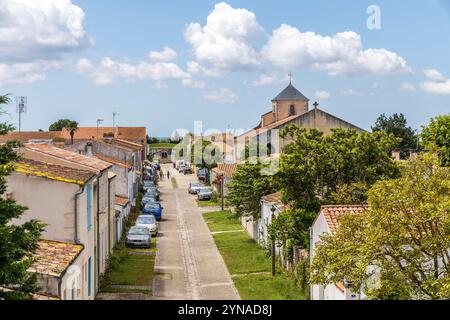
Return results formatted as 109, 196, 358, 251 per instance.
313, 101, 319, 109
288, 72, 293, 84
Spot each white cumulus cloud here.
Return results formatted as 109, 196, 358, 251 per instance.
0, 60, 61, 86
184, 2, 263, 70
76, 57, 190, 86
423, 69, 445, 82
0, 0, 92, 62
149, 46, 178, 62
0, 0, 92, 85
251, 74, 282, 86
262, 24, 410, 76
420, 68, 450, 95
401, 82, 416, 92
204, 88, 239, 104
314, 90, 331, 99
341, 89, 364, 96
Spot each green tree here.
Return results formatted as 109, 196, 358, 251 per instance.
226, 161, 278, 219
191, 140, 220, 171
421, 114, 450, 166
372, 113, 418, 159
310, 154, 450, 300
65, 121, 79, 145
279, 126, 399, 211
0, 94, 46, 300
49, 119, 74, 132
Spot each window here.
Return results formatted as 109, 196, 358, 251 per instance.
86, 183, 92, 231
289, 104, 296, 116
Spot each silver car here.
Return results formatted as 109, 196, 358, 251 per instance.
198, 187, 214, 201
188, 182, 204, 194
126, 226, 152, 248
135, 215, 159, 236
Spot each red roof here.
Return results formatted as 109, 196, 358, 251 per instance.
25, 144, 112, 172
212, 163, 238, 179
321, 205, 368, 233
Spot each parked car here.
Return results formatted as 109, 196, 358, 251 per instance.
142, 202, 163, 221
144, 180, 155, 188
145, 189, 160, 201
198, 187, 214, 201
135, 215, 158, 236
183, 167, 193, 175
197, 168, 208, 182
126, 226, 152, 248
141, 195, 158, 209
188, 182, 204, 194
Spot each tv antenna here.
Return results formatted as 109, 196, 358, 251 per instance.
15, 96, 27, 133
113, 112, 120, 128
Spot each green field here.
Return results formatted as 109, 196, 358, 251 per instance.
148, 143, 177, 149
203, 210, 306, 300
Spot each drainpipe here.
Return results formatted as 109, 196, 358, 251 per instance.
74, 185, 86, 244
96, 174, 101, 294
107, 177, 111, 254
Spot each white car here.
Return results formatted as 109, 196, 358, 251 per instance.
135, 215, 158, 236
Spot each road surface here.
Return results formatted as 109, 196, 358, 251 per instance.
152, 164, 240, 300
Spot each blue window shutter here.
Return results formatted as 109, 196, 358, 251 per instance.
87, 183, 92, 231
87, 257, 91, 297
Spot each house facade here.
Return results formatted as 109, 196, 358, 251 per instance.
18, 144, 113, 297
29, 240, 85, 300
310, 205, 368, 300
8, 159, 97, 300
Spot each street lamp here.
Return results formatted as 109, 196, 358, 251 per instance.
270, 205, 277, 276
97, 119, 104, 140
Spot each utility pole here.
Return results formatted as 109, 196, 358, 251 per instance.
16, 96, 27, 133
113, 112, 120, 128
271, 206, 277, 276
97, 119, 104, 140
220, 174, 225, 211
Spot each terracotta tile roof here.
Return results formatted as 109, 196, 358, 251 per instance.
59, 127, 147, 142
94, 153, 133, 169
212, 163, 238, 179
29, 240, 84, 278
97, 139, 135, 152
261, 192, 291, 211
335, 282, 345, 293
321, 205, 368, 233
0, 131, 61, 143
262, 192, 282, 203
108, 171, 117, 180
14, 159, 95, 186
115, 138, 144, 150
115, 195, 130, 207
25, 144, 112, 172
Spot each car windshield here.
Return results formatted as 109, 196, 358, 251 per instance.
146, 204, 160, 209
137, 216, 155, 224
191, 183, 201, 187
200, 188, 213, 193
129, 227, 149, 235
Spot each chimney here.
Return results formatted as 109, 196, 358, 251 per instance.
86, 142, 94, 157
391, 148, 401, 161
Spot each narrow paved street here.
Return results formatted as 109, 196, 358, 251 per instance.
152, 164, 240, 300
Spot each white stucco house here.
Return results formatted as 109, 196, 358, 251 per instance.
8, 158, 99, 300
114, 195, 131, 242
310, 205, 368, 300
29, 240, 85, 300
17, 144, 114, 297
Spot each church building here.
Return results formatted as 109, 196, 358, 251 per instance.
235, 81, 365, 161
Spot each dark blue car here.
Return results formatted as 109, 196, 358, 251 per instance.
142, 203, 163, 221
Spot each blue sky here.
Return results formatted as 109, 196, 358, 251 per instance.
1, 0, 449, 136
